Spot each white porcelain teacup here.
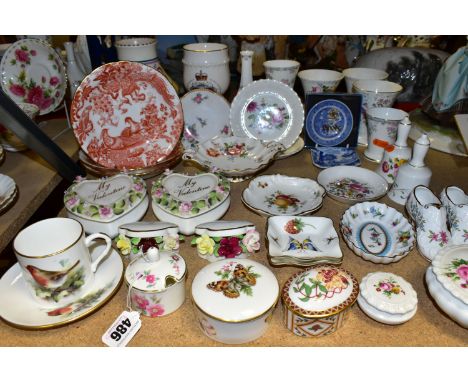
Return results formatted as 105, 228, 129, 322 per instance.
342, 67, 389, 93
13, 217, 112, 307
365, 107, 408, 162
263, 60, 300, 88
298, 69, 344, 95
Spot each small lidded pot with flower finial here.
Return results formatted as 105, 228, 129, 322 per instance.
125, 247, 186, 317
116, 221, 182, 262
282, 265, 359, 337
191, 221, 260, 262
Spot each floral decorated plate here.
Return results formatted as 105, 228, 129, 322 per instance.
181, 89, 231, 150
317, 165, 388, 204
267, 216, 342, 266
230, 79, 304, 150
71, 61, 183, 170
182, 136, 283, 181
242, 174, 325, 217
276, 136, 304, 160
64, 174, 148, 237
0, 38, 66, 115
432, 244, 468, 305
0, 244, 123, 329
340, 202, 415, 264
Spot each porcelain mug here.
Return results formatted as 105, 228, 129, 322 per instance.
352, 79, 403, 146
298, 69, 344, 95
263, 60, 300, 88
365, 107, 408, 162
182, 43, 230, 94
13, 217, 112, 307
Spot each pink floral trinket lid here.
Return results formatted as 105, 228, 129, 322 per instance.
359, 272, 418, 315
432, 244, 468, 305
125, 247, 186, 292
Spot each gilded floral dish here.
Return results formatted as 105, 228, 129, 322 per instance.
267, 216, 342, 266
230, 79, 304, 150
276, 136, 304, 160
0, 244, 123, 330
0, 38, 66, 115
317, 166, 388, 204
242, 174, 325, 217
340, 202, 415, 264
183, 136, 283, 182
192, 221, 260, 262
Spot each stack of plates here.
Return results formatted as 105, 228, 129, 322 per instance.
0, 174, 18, 215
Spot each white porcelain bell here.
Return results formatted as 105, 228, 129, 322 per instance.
376, 116, 412, 184
388, 133, 432, 205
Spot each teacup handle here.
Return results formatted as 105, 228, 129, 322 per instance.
85, 233, 112, 273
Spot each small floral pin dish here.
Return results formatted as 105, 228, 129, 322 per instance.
182, 136, 284, 182
116, 221, 183, 262
317, 166, 388, 204
267, 216, 342, 267
242, 174, 325, 217
191, 221, 260, 262
151, 171, 231, 235
340, 202, 415, 264
64, 174, 148, 238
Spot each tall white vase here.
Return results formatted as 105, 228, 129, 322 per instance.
64, 42, 85, 97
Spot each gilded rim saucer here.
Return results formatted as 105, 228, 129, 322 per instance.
0, 245, 123, 330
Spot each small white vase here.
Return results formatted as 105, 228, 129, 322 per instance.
64, 42, 85, 97
239, 50, 254, 90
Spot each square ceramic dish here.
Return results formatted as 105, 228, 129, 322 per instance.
242, 174, 325, 216
340, 202, 415, 264
267, 216, 342, 266
151, 172, 231, 235
64, 174, 148, 238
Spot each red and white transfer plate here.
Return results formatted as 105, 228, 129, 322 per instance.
71, 61, 183, 170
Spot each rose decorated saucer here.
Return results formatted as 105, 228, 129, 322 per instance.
276, 136, 304, 160
71, 61, 183, 170
340, 202, 415, 264
0, 244, 123, 329
182, 136, 283, 182
242, 174, 325, 216
0, 173, 18, 215
317, 166, 388, 204
181, 89, 231, 150
230, 79, 304, 150
0, 38, 67, 115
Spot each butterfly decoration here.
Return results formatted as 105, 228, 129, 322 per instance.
207, 264, 258, 299
287, 236, 319, 252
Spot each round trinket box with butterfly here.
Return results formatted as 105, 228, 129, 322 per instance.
191, 258, 279, 344
281, 265, 359, 337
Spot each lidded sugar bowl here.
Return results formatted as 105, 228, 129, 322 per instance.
358, 272, 418, 325
281, 265, 359, 337
125, 247, 186, 317
191, 258, 279, 344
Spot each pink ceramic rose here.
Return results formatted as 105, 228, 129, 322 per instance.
179, 201, 192, 214
99, 206, 113, 219
242, 229, 260, 253
457, 265, 468, 281
133, 182, 144, 192
153, 188, 163, 198
66, 196, 80, 208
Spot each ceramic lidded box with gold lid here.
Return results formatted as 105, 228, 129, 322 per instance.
281, 265, 359, 337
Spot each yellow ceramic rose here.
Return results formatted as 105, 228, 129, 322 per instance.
116, 234, 131, 255
196, 234, 215, 255
163, 235, 179, 251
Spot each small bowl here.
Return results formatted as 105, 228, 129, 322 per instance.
317, 166, 388, 204
263, 60, 300, 88
298, 69, 344, 94
340, 202, 415, 263
242, 174, 325, 216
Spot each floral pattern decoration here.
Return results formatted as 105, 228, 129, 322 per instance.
151, 173, 230, 217
134, 269, 160, 289
206, 142, 248, 159
115, 234, 183, 257
374, 277, 406, 298
245, 98, 290, 133
265, 191, 304, 212
381, 156, 408, 182
293, 267, 349, 302
192, 229, 260, 259
444, 258, 468, 289
363, 205, 384, 218
207, 262, 260, 299
284, 218, 316, 234
428, 230, 449, 247
397, 230, 412, 246
192, 93, 208, 104
131, 293, 165, 317
326, 178, 372, 200
64, 176, 146, 221
408, 201, 426, 231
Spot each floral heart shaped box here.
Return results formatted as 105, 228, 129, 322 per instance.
151, 172, 231, 235
64, 174, 148, 237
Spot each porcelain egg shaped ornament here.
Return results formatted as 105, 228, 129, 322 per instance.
151, 172, 231, 235
64, 174, 149, 238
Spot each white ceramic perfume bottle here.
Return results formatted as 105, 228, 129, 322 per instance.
64, 42, 85, 97
388, 133, 432, 205
239, 50, 254, 90
376, 116, 412, 184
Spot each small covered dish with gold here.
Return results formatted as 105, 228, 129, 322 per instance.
125, 247, 186, 317
281, 265, 359, 337
191, 258, 279, 344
